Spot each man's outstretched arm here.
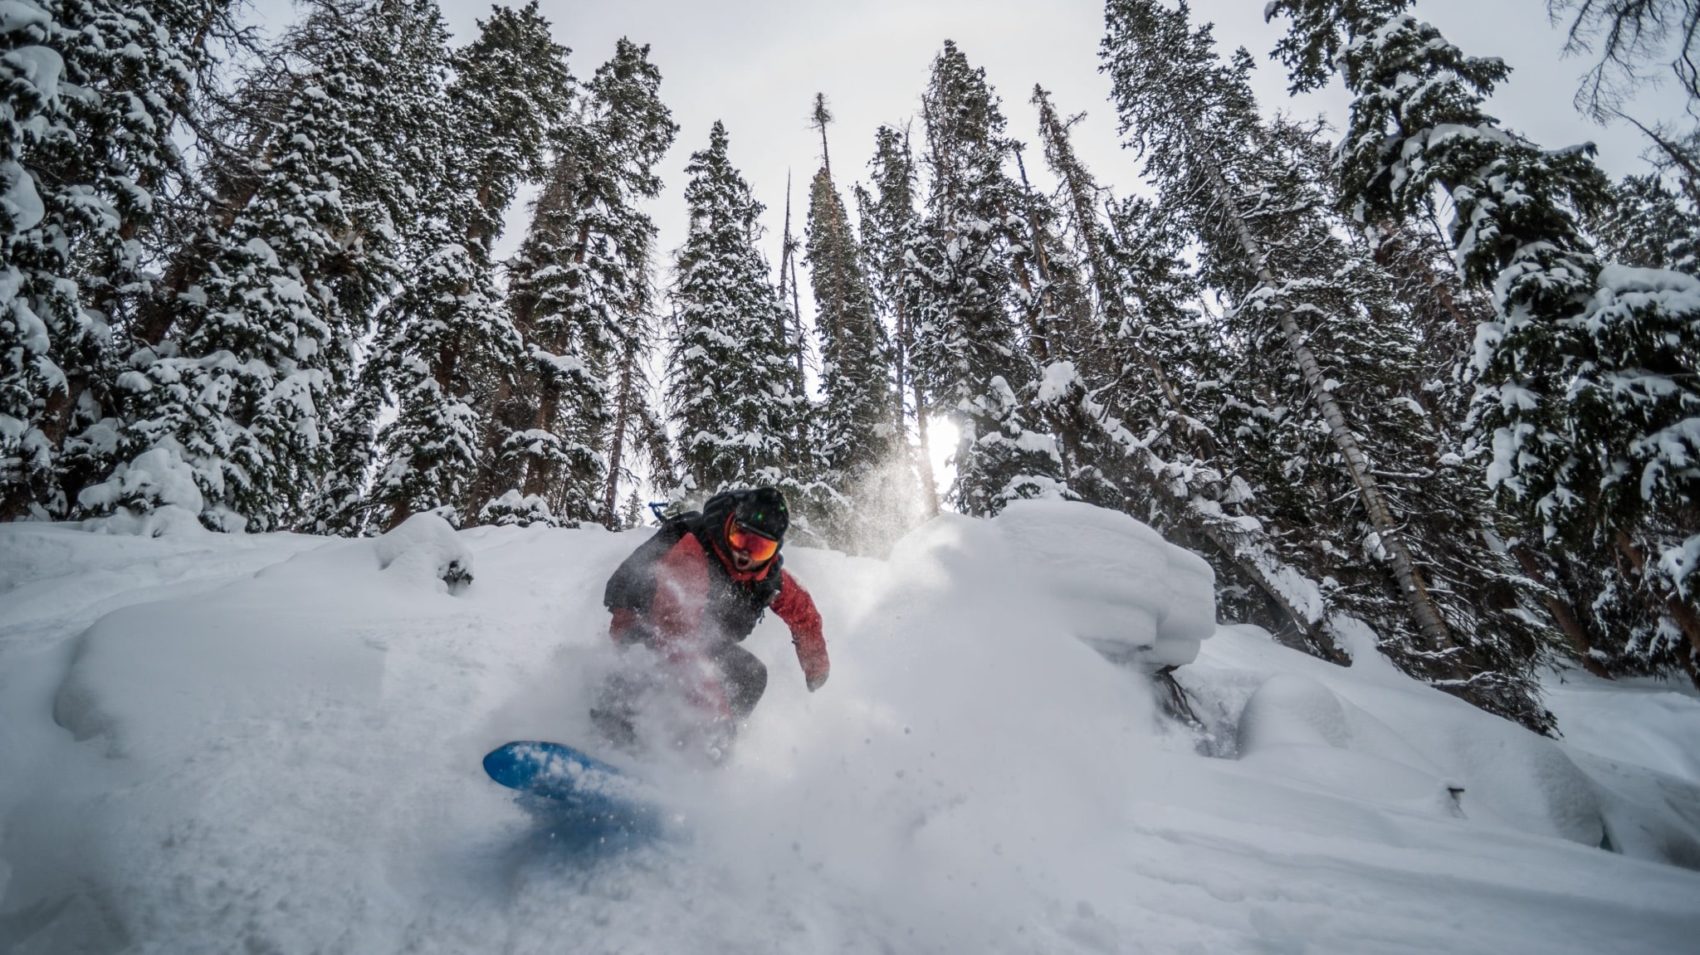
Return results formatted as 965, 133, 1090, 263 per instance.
770, 570, 828, 690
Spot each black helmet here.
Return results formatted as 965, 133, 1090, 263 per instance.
732, 487, 788, 540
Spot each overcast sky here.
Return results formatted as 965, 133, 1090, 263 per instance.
421, 0, 1689, 280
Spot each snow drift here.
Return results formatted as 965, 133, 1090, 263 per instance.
1, 501, 1698, 953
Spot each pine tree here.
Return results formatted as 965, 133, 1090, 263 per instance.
355, 1, 570, 532
634, 392, 680, 500
1106, 0, 1552, 728
1359, 210, 1604, 675
1593, 173, 1700, 273
803, 94, 901, 550
911, 41, 1064, 516
1007, 139, 1109, 494
480, 36, 674, 528
856, 124, 938, 515
2, 0, 231, 520
619, 488, 646, 530
3, 0, 92, 520
1270, 0, 1700, 676
85, 0, 448, 531
603, 331, 660, 527
667, 121, 806, 498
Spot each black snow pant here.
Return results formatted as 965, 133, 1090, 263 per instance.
592, 638, 768, 751
708, 641, 768, 721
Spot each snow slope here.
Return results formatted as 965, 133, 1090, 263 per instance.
1, 500, 1698, 954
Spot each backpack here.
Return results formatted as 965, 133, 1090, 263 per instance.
602, 511, 699, 615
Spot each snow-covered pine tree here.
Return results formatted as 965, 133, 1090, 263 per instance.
803, 94, 903, 550
1, 0, 230, 520
1268, 0, 1700, 676
619, 488, 645, 530
87, 0, 448, 531
1592, 173, 1700, 273
1007, 133, 1142, 513
356, 1, 570, 532
667, 121, 807, 499
634, 392, 680, 501
910, 41, 1064, 516
1357, 210, 1603, 674
603, 331, 661, 527
478, 37, 674, 529
0, 0, 60, 519
307, 355, 387, 534
1028, 85, 1348, 661
855, 124, 939, 515
1105, 0, 1552, 728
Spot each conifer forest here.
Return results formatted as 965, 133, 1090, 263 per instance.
4, 0, 1699, 730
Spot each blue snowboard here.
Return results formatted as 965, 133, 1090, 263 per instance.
483, 740, 666, 842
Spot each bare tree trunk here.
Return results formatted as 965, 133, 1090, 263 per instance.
602, 337, 638, 528
779, 172, 806, 384
914, 389, 940, 516
1275, 306, 1456, 653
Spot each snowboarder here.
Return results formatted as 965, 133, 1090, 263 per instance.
595, 487, 828, 756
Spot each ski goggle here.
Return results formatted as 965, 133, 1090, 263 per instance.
725, 517, 780, 563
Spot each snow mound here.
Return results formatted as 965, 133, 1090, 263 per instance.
1544, 671, 1700, 867
372, 512, 473, 592
1197, 627, 1700, 863
990, 499, 1215, 669
1235, 672, 1593, 832
51, 552, 391, 759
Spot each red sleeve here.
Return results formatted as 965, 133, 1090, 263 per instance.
771, 570, 828, 685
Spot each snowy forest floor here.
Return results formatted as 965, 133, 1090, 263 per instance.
1, 501, 1698, 954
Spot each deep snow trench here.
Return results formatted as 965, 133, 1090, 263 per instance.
2, 500, 1698, 954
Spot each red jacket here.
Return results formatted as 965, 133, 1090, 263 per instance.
610, 533, 828, 709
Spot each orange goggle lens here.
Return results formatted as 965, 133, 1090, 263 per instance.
726, 521, 779, 562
